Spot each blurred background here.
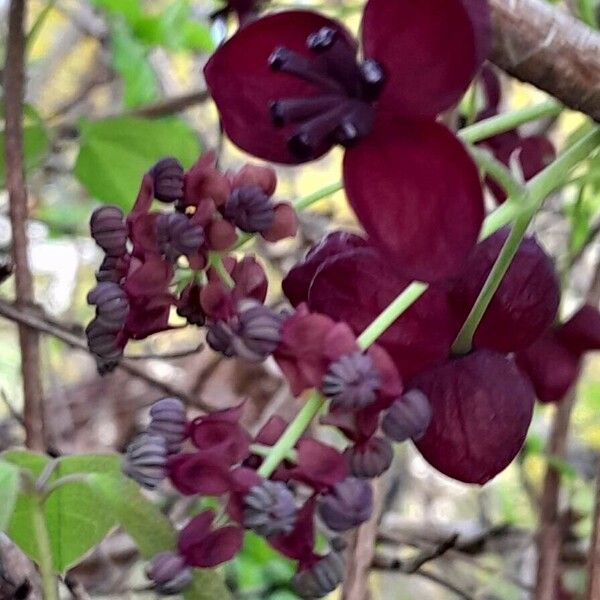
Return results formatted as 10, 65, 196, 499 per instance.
1, 0, 600, 598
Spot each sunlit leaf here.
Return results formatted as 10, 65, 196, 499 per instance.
0, 461, 20, 531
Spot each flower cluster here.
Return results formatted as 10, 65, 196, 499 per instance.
86, 152, 297, 372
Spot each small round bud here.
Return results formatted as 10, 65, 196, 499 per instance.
318, 477, 373, 532
148, 397, 187, 455
146, 551, 193, 595
345, 437, 393, 479
96, 254, 129, 284
243, 480, 297, 537
151, 157, 184, 203
206, 320, 236, 357
87, 282, 129, 331
123, 433, 167, 489
85, 317, 123, 374
293, 549, 346, 598
382, 389, 432, 442
90, 206, 127, 257
155, 213, 204, 262
223, 185, 275, 233
321, 352, 380, 410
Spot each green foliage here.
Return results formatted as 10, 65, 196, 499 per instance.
0, 461, 20, 531
2, 451, 121, 572
0, 122, 49, 188
74, 116, 201, 206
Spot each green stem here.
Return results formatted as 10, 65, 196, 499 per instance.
257, 391, 324, 478
356, 282, 428, 350
251, 443, 297, 462
468, 146, 525, 200
452, 127, 600, 354
479, 199, 522, 239
208, 252, 235, 288
32, 496, 59, 600
459, 100, 562, 144
293, 181, 343, 211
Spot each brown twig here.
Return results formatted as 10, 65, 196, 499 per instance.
4, 0, 46, 451
0, 297, 207, 409
490, 0, 600, 120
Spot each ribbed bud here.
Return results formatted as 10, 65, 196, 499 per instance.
96, 254, 130, 284
155, 213, 204, 262
345, 437, 393, 479
148, 397, 187, 455
85, 317, 123, 374
318, 477, 373, 532
87, 282, 129, 331
206, 299, 282, 362
151, 157, 185, 203
177, 282, 206, 326
321, 352, 380, 409
123, 433, 168, 489
90, 205, 127, 257
223, 185, 275, 233
382, 389, 432, 442
243, 480, 297, 537
146, 551, 193, 595
292, 547, 346, 599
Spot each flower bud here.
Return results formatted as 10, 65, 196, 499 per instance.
292, 548, 346, 598
87, 282, 129, 331
123, 433, 168, 489
148, 397, 187, 455
382, 389, 432, 442
223, 185, 275, 233
96, 254, 130, 284
243, 480, 297, 537
90, 205, 127, 257
345, 436, 393, 479
146, 551, 193, 595
321, 352, 380, 410
155, 213, 204, 262
151, 157, 184, 203
318, 477, 373, 532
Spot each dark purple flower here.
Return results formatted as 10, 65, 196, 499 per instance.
344, 436, 393, 479
146, 551, 193, 595
204, 1, 489, 280
167, 452, 233, 495
382, 390, 432, 443
557, 304, 600, 355
155, 212, 204, 262
243, 480, 297, 537
90, 205, 127, 257
148, 397, 187, 455
178, 510, 243, 568
123, 433, 168, 489
292, 542, 346, 598
412, 350, 535, 484
318, 477, 372, 531
223, 185, 275, 233
176, 282, 206, 326
151, 157, 184, 204
449, 228, 560, 353
96, 254, 130, 284
87, 282, 129, 331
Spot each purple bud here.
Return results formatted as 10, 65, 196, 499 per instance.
96, 254, 130, 284
155, 213, 204, 262
322, 352, 380, 410
85, 317, 124, 374
345, 437, 393, 479
382, 389, 432, 442
90, 205, 127, 257
223, 185, 275, 233
318, 477, 373, 532
123, 433, 167, 489
177, 282, 206, 326
151, 157, 185, 204
146, 551, 193, 595
87, 282, 129, 331
148, 397, 187, 455
244, 480, 297, 537
292, 547, 346, 598
207, 299, 282, 362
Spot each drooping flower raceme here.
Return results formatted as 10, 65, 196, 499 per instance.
204, 0, 491, 281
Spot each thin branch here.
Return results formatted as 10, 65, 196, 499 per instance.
0, 298, 208, 409
490, 0, 600, 120
5, 0, 45, 451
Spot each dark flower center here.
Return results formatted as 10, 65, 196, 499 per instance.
267, 27, 385, 160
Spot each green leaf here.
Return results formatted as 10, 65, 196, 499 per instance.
110, 20, 157, 108
88, 0, 142, 24
0, 124, 49, 187
74, 116, 201, 206
87, 473, 232, 600
0, 461, 20, 531
547, 456, 578, 481
7, 453, 121, 572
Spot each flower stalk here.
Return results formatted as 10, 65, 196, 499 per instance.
32, 495, 59, 600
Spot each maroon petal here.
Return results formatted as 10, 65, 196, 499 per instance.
558, 305, 600, 353
261, 202, 298, 243
231, 256, 268, 304
413, 350, 535, 484
204, 11, 355, 164
343, 119, 484, 281
449, 228, 560, 353
126, 296, 173, 340
227, 467, 263, 523
282, 231, 367, 307
124, 256, 173, 298
270, 496, 317, 566
460, 0, 491, 70
516, 332, 581, 404
308, 249, 458, 379
189, 419, 251, 465
167, 454, 232, 495
361, 0, 479, 117
255, 416, 288, 446
289, 438, 348, 492
178, 510, 213, 553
